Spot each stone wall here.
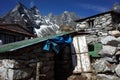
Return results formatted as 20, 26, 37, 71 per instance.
0, 45, 55, 80
68, 29, 120, 80
77, 13, 115, 32
0, 59, 34, 80
93, 13, 112, 30
91, 30, 120, 80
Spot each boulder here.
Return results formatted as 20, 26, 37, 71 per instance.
109, 30, 120, 37
12, 68, 33, 80
100, 36, 116, 44
107, 40, 120, 47
2, 59, 27, 69
93, 59, 113, 73
97, 74, 120, 80
0, 67, 6, 80
86, 35, 99, 44
115, 64, 120, 77
99, 45, 117, 56
116, 51, 120, 55
102, 56, 117, 63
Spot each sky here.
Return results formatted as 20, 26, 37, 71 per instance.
0, 0, 120, 18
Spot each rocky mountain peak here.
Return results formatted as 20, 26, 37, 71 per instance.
48, 13, 54, 18
63, 11, 69, 14
29, 6, 41, 15
11, 2, 28, 13
0, 2, 80, 37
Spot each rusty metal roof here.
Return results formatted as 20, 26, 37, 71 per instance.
0, 24, 35, 37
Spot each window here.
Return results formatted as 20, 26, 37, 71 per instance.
87, 19, 94, 28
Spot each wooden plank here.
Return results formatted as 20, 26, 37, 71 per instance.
80, 53, 91, 72
71, 35, 91, 73
77, 36, 88, 53
72, 54, 82, 73
72, 36, 88, 53
36, 62, 41, 80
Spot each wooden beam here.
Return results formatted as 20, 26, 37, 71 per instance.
36, 62, 41, 80
72, 35, 92, 73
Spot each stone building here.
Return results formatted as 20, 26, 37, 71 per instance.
75, 11, 120, 32
0, 10, 120, 80
71, 10, 120, 80
0, 32, 74, 80
0, 24, 35, 44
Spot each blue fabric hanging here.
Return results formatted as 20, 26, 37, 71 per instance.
43, 35, 72, 54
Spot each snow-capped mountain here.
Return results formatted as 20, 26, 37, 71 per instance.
29, 6, 60, 37
55, 11, 80, 27
0, 2, 80, 37
29, 6, 45, 26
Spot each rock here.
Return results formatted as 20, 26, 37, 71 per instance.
28, 63, 36, 68
0, 59, 35, 80
98, 32, 108, 36
117, 43, 120, 49
115, 64, 120, 77
0, 60, 3, 67
0, 40, 2, 45
97, 74, 120, 80
67, 75, 87, 80
116, 51, 120, 55
93, 59, 113, 73
107, 40, 120, 47
0, 67, 6, 80
81, 73, 93, 80
109, 30, 120, 37
39, 61, 54, 80
2, 59, 27, 69
12, 68, 33, 80
60, 25, 74, 32
101, 36, 116, 44
67, 75, 76, 80
102, 56, 117, 63
99, 45, 117, 56
117, 37, 120, 42
0, 67, 33, 80
86, 35, 99, 44
2, 59, 14, 68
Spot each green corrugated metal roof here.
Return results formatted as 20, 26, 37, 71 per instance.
0, 31, 75, 53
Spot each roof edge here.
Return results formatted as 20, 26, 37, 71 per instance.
75, 10, 113, 22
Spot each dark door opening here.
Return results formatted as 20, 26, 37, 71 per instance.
54, 44, 73, 80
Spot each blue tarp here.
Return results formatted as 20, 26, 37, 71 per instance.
43, 35, 72, 54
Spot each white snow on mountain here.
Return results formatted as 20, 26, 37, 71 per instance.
0, 2, 80, 37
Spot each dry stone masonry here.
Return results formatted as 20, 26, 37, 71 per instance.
0, 46, 55, 80
0, 11, 120, 80
68, 11, 120, 80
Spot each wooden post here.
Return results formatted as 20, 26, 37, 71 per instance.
71, 35, 92, 73
36, 62, 40, 80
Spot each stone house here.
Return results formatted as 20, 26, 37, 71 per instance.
0, 10, 119, 80
0, 31, 76, 80
73, 10, 120, 80
0, 29, 94, 80
75, 11, 120, 33
0, 24, 35, 44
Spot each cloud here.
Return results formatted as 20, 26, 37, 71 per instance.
30, 0, 34, 7
79, 3, 108, 12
